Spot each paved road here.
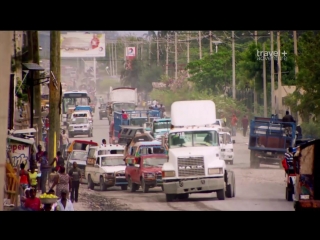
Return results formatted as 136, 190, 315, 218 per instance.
73, 104, 294, 211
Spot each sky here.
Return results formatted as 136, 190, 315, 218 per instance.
117, 31, 147, 37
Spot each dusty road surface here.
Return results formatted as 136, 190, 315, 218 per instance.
71, 103, 294, 211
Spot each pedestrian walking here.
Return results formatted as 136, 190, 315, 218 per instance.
242, 115, 249, 137
56, 151, 65, 171
50, 166, 71, 199
55, 189, 74, 211
39, 151, 52, 193
28, 166, 38, 190
231, 114, 238, 136
68, 162, 82, 203
60, 130, 69, 157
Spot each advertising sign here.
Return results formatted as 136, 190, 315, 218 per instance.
9, 143, 29, 168
61, 32, 105, 58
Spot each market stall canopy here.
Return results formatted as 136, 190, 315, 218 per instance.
7, 135, 37, 152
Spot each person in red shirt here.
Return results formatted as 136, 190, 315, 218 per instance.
122, 110, 128, 120
91, 34, 100, 49
231, 114, 238, 136
24, 188, 41, 211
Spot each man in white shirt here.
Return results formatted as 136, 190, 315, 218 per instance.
60, 130, 69, 157
101, 139, 107, 147
56, 189, 74, 211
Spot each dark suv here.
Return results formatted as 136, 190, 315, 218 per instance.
99, 103, 108, 120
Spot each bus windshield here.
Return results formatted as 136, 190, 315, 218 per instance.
168, 130, 219, 148
63, 97, 89, 113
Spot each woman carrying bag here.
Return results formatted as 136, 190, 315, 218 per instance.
49, 166, 71, 199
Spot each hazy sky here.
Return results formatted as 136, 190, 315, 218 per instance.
118, 31, 147, 36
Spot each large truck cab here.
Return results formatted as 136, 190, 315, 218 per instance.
162, 100, 235, 202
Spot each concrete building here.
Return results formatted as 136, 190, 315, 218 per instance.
274, 85, 302, 124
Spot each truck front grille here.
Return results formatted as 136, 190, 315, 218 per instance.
178, 157, 205, 177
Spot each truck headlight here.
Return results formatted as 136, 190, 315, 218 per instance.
162, 171, 175, 177
208, 168, 223, 175
144, 173, 155, 178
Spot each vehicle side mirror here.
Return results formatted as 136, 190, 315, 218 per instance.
232, 140, 235, 144
134, 164, 140, 168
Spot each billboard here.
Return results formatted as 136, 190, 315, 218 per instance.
61, 32, 105, 58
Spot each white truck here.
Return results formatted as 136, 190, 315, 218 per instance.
161, 100, 236, 202
85, 145, 128, 191
107, 87, 138, 123
219, 131, 234, 165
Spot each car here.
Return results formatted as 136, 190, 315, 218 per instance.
125, 154, 167, 193
66, 150, 88, 184
98, 103, 108, 120
68, 117, 93, 138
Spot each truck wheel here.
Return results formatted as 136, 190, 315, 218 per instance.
121, 185, 128, 190
216, 188, 225, 200
87, 175, 94, 190
286, 185, 293, 201
166, 194, 175, 202
141, 178, 149, 193
226, 171, 235, 198
177, 193, 189, 200
128, 177, 138, 192
250, 151, 260, 168
99, 177, 107, 191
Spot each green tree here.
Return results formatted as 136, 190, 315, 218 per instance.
285, 31, 320, 121
187, 45, 238, 94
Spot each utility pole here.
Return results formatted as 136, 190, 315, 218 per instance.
156, 32, 159, 66
31, 31, 42, 145
0, 31, 12, 211
263, 43, 267, 117
198, 31, 202, 59
293, 31, 299, 75
148, 35, 151, 65
114, 43, 118, 76
165, 33, 169, 76
187, 31, 190, 63
232, 31, 236, 99
111, 43, 114, 76
49, 31, 61, 163
270, 31, 275, 114
141, 43, 143, 60
209, 31, 213, 54
253, 30, 258, 114
277, 31, 282, 116
175, 32, 178, 80
108, 43, 112, 74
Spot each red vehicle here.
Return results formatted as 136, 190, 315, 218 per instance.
125, 154, 167, 193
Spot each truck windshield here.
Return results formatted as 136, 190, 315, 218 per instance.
154, 121, 171, 131
101, 157, 125, 166
114, 103, 135, 111
143, 157, 167, 167
70, 151, 87, 161
169, 130, 219, 148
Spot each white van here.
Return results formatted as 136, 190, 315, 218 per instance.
219, 132, 235, 165
68, 110, 93, 124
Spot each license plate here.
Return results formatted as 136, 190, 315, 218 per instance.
266, 152, 272, 155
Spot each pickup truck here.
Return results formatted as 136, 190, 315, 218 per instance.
248, 115, 297, 168
125, 154, 167, 193
85, 145, 128, 191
